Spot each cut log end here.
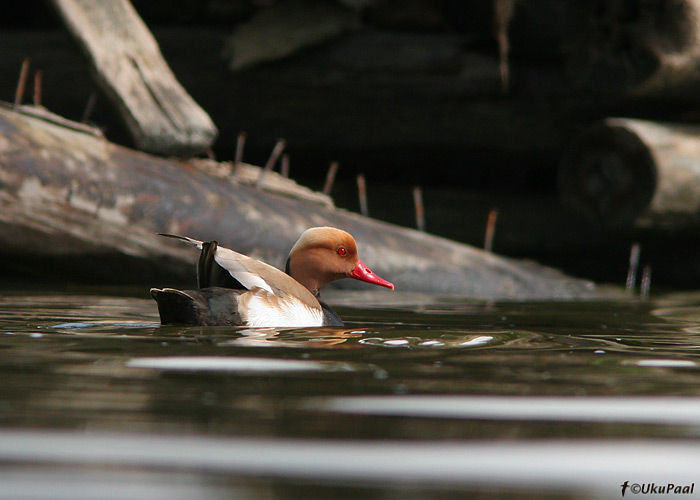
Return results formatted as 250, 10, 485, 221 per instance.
559, 121, 657, 227
562, 0, 700, 96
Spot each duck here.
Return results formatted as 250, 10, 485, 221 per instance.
150, 226, 394, 327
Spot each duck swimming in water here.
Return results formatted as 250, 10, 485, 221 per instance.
151, 227, 394, 327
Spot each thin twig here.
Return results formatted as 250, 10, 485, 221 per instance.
484, 208, 499, 253
81, 91, 97, 124
33, 70, 43, 107
280, 154, 290, 178
14, 58, 31, 109
323, 161, 339, 196
626, 243, 641, 293
413, 186, 425, 232
357, 174, 369, 217
494, 0, 515, 93
233, 131, 246, 176
640, 264, 652, 300
257, 138, 286, 188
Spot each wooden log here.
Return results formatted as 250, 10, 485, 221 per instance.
0, 104, 600, 299
48, 0, 218, 156
562, 0, 700, 99
559, 117, 700, 228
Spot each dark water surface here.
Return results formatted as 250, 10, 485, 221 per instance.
3, 287, 700, 499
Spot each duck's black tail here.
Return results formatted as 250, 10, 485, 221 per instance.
150, 288, 200, 325
150, 287, 243, 326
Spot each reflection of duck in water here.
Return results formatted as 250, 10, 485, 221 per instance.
220, 327, 367, 348
151, 227, 394, 327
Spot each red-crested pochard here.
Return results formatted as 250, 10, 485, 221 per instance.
151, 227, 394, 327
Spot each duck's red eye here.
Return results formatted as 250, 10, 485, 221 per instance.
337, 247, 347, 256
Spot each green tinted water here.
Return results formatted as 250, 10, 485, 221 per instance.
2, 288, 700, 499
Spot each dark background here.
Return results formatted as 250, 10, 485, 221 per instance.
3, 0, 700, 290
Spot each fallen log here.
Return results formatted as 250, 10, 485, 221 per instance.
48, 0, 218, 155
0, 105, 600, 299
559, 117, 700, 228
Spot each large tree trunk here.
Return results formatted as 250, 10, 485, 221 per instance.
559, 117, 700, 228
0, 104, 599, 299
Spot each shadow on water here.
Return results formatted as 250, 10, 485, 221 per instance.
3, 288, 700, 498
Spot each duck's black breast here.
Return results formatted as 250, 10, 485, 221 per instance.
320, 300, 344, 327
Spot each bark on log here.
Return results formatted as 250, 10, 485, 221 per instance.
563, 0, 700, 99
48, 0, 218, 156
0, 105, 599, 299
559, 117, 700, 228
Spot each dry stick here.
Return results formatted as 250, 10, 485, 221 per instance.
357, 174, 369, 217
81, 91, 98, 123
640, 264, 652, 300
14, 58, 31, 109
33, 70, 43, 107
494, 0, 515, 93
232, 131, 246, 176
323, 161, 339, 196
204, 147, 216, 161
484, 208, 499, 252
413, 186, 425, 232
280, 154, 290, 178
626, 243, 641, 293
257, 138, 286, 188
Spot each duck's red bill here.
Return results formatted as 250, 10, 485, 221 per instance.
350, 260, 394, 290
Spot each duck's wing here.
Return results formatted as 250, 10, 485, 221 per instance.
210, 244, 279, 293
212, 244, 322, 309
160, 234, 320, 310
